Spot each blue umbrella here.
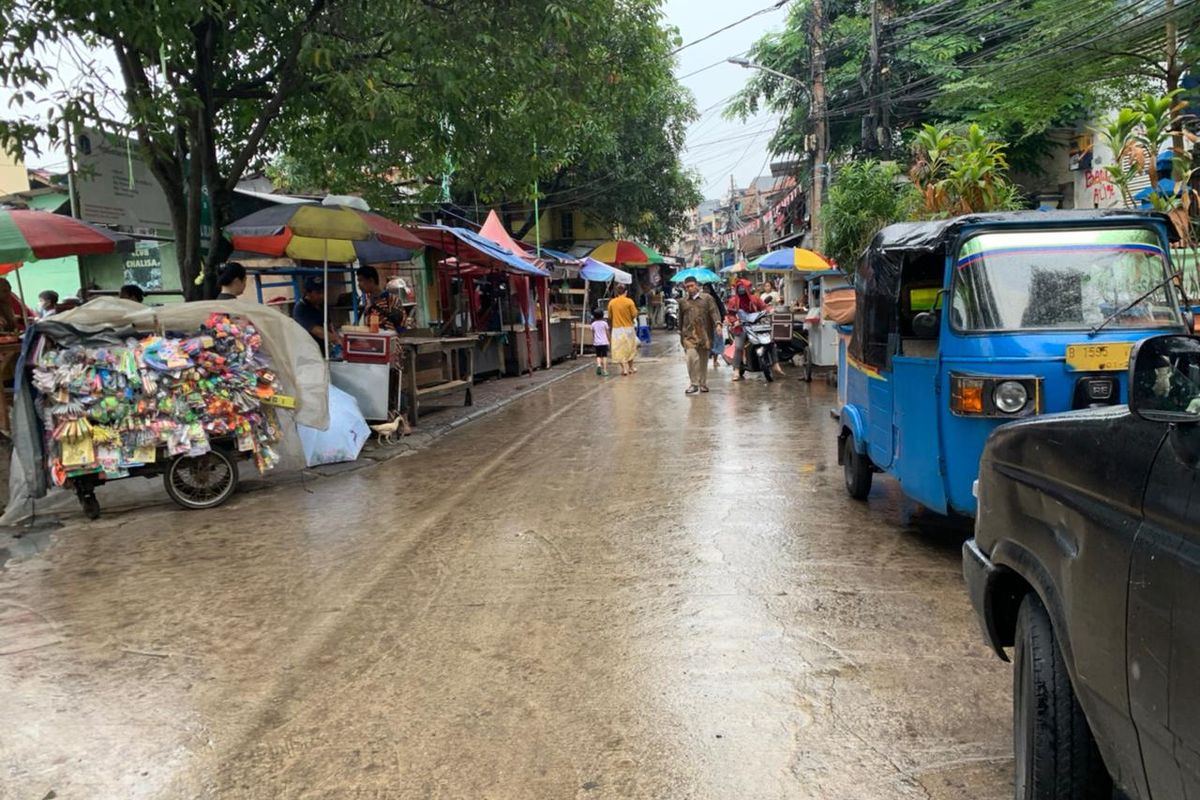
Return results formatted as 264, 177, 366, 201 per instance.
671, 267, 721, 284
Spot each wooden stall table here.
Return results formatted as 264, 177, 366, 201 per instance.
396, 335, 476, 425
0, 340, 22, 436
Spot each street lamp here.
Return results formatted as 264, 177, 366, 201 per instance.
727, 57, 809, 96
727, 56, 826, 249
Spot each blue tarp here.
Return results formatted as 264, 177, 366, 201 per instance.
412, 225, 552, 277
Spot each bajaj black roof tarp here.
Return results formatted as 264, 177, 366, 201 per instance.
849, 209, 1176, 366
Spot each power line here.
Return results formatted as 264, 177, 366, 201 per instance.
677, 50, 749, 81
671, 0, 792, 56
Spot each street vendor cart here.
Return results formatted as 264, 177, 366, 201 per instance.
6, 298, 328, 521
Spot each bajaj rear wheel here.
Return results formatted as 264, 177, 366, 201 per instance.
843, 433, 873, 500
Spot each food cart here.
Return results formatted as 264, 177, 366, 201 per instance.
797, 269, 850, 382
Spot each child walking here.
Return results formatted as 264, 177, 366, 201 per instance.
591, 309, 610, 376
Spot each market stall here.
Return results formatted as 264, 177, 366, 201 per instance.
407, 222, 552, 381
533, 246, 583, 363
226, 201, 421, 422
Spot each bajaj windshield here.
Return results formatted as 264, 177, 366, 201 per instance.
951, 227, 1180, 331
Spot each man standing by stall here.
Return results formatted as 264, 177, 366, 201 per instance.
607, 283, 639, 377
293, 276, 342, 352
355, 266, 408, 330
678, 276, 721, 394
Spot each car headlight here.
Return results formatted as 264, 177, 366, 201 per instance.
993, 380, 1029, 414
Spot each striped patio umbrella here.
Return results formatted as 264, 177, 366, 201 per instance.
719, 259, 753, 275
589, 239, 666, 266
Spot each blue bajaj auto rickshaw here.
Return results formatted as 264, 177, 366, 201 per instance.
837, 210, 1187, 516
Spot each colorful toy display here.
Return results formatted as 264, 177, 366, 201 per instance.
33, 313, 284, 485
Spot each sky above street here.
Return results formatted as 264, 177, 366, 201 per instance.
664, 0, 790, 203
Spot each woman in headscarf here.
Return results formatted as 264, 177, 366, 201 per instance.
724, 278, 767, 381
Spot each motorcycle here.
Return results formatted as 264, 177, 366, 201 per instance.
664, 297, 679, 330
738, 310, 778, 382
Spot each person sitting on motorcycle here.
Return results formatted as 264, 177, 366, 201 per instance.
725, 278, 767, 381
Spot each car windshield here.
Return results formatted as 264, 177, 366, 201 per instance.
951, 227, 1180, 332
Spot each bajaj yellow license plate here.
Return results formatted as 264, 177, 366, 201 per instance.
1065, 342, 1134, 372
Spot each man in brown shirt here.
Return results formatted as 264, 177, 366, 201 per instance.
678, 276, 722, 394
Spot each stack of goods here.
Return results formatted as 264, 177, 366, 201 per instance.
33, 312, 285, 485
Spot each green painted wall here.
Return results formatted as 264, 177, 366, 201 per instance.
11, 256, 80, 307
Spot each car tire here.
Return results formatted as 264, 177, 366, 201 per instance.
843, 433, 872, 500
1013, 593, 1112, 800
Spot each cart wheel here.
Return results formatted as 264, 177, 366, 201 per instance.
163, 449, 239, 510
80, 493, 101, 520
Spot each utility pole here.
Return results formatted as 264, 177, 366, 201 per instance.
864, 0, 893, 154
1165, 0, 1185, 168
809, 0, 828, 250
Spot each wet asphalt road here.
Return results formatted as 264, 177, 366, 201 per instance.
0, 345, 1012, 800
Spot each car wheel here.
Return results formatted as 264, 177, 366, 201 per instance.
1013, 593, 1112, 800
842, 433, 872, 500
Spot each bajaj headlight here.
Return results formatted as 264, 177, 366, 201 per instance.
993, 380, 1029, 414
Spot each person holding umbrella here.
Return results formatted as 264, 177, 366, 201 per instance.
678, 275, 722, 394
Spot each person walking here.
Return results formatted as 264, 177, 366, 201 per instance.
679, 276, 722, 394
705, 283, 726, 368
590, 309, 610, 376
725, 278, 767, 381
607, 283, 639, 376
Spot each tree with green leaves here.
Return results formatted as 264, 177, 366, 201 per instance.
727, 0, 1197, 170
0, 0, 699, 294
908, 123, 1023, 217
820, 159, 913, 270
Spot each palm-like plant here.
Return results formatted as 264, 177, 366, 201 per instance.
909, 123, 1022, 217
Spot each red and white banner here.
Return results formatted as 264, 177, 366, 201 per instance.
718, 184, 802, 246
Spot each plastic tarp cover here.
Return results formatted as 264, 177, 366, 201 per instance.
298, 384, 370, 466
1, 297, 330, 525
822, 287, 856, 324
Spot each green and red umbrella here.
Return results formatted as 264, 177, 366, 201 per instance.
0, 209, 133, 268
